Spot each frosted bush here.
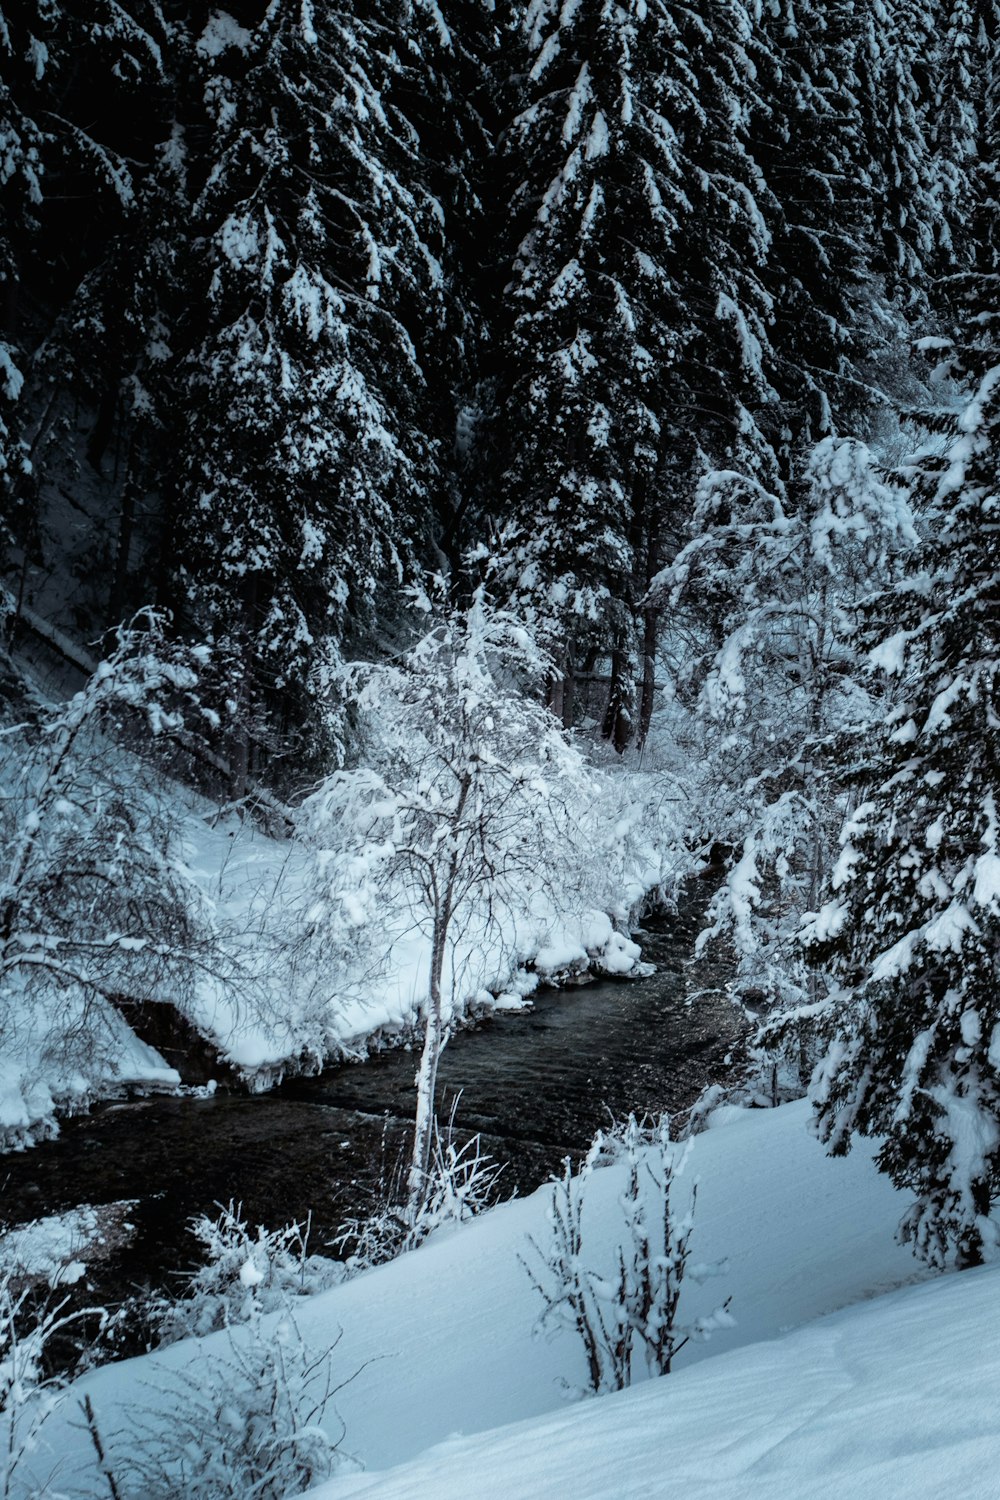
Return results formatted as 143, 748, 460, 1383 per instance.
154, 1203, 343, 1344
0, 1268, 102, 1499
524, 1115, 732, 1395
335, 1119, 505, 1273
114, 1306, 345, 1499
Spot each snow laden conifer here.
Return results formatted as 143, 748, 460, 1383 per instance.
753, 1, 890, 458
791, 359, 1000, 1268
924, 0, 1000, 283
929, 0, 1000, 386
489, 0, 775, 747
870, 0, 938, 317
656, 439, 917, 1066
160, 2, 446, 786
0, 0, 169, 597
400, 0, 507, 577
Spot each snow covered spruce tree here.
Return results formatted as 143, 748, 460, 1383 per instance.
488, 0, 775, 747
656, 439, 917, 1071
923, 0, 1000, 290
398, 0, 509, 578
0, 0, 47, 564
752, 1, 891, 460
788, 350, 1000, 1268
869, 0, 939, 318
158, 3, 447, 787
0, 0, 171, 610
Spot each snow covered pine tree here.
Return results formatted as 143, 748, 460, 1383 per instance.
158, 2, 446, 787
796, 355, 1000, 1269
489, 0, 774, 747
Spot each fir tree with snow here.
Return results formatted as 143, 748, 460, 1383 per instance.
488, 0, 775, 746
157, 2, 447, 786
799, 354, 1000, 1268
656, 437, 917, 1057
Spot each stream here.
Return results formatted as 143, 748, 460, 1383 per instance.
0, 904, 741, 1345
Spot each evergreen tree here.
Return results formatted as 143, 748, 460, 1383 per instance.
926, 0, 1000, 283
158, 3, 448, 784
659, 439, 916, 1023
0, 2, 46, 561
930, 0, 1000, 372
0, 0, 171, 623
404, 0, 509, 575
870, 0, 937, 316
753, 0, 889, 459
489, 0, 775, 747
792, 344, 1000, 1268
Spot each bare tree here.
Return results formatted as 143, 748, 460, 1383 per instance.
523, 1115, 733, 1395
303, 588, 600, 1219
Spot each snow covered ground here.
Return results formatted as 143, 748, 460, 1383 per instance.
314, 1266, 1000, 1500
34, 1098, 972, 1497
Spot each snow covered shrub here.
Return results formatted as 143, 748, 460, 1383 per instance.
0, 1269, 102, 1499
335, 1118, 504, 1273
417, 1124, 506, 1234
524, 1115, 732, 1396
153, 1203, 343, 1344
113, 1306, 344, 1499
0, 614, 233, 1124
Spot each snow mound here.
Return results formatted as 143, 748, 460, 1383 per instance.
46, 1101, 931, 1495
313, 1264, 1000, 1500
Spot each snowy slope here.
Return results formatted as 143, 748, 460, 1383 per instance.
311, 1264, 1000, 1500
45, 1101, 932, 1494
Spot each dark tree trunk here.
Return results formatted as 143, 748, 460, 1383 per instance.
602, 647, 633, 754
87, 383, 118, 474
108, 439, 138, 627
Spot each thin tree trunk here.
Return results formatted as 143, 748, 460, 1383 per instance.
546, 659, 565, 722
87, 382, 117, 474
407, 771, 474, 1215
231, 577, 259, 800
638, 511, 661, 748
561, 641, 575, 729
408, 916, 448, 1208
602, 648, 633, 754
638, 605, 658, 749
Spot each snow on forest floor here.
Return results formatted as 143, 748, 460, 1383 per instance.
36, 1098, 978, 1498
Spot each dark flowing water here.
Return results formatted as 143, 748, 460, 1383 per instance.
0, 905, 740, 1331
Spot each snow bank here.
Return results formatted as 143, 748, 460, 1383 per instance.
0, 1202, 137, 1289
42, 1101, 929, 1493
180, 761, 683, 1080
0, 995, 179, 1148
312, 1264, 1000, 1500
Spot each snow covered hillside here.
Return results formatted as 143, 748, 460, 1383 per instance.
314, 1263, 1000, 1500
35, 1099, 955, 1496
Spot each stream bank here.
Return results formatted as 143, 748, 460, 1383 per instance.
0, 905, 741, 1352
